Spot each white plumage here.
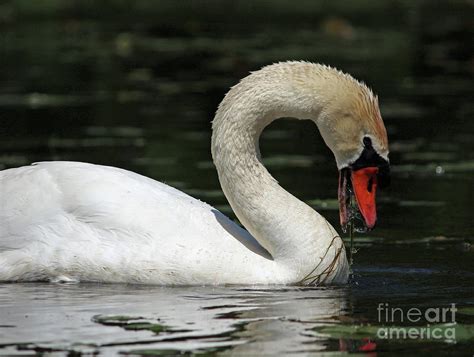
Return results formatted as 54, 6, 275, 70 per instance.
0, 162, 285, 284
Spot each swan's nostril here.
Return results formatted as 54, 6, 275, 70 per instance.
367, 177, 374, 192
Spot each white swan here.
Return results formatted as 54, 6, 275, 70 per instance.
0, 61, 390, 285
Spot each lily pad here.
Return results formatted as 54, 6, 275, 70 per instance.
92, 315, 168, 334
92, 315, 144, 325
126, 349, 184, 356
123, 323, 166, 333
315, 324, 380, 340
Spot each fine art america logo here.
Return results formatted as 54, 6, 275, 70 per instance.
377, 303, 458, 341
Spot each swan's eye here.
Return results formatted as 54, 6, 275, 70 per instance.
363, 136, 372, 148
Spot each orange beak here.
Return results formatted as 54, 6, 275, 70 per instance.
351, 167, 379, 229
339, 166, 380, 232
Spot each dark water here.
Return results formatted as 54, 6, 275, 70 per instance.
0, 1, 473, 355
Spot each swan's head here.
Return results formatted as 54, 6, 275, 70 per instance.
213, 61, 390, 232
311, 66, 390, 232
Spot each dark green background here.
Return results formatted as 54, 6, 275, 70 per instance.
0, 1, 473, 355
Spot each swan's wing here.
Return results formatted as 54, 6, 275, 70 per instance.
0, 162, 271, 282
0, 162, 185, 246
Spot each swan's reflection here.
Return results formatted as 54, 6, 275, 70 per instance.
0, 284, 351, 355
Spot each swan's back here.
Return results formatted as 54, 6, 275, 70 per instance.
0, 162, 274, 284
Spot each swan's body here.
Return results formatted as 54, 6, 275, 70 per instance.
0, 61, 389, 285
0, 162, 303, 284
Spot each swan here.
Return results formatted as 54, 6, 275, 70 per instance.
0, 61, 390, 285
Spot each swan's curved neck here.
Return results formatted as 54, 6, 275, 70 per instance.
211, 68, 338, 273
